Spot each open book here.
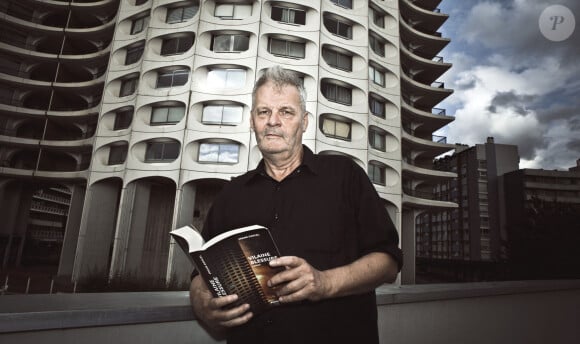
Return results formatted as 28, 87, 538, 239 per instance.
170, 224, 284, 315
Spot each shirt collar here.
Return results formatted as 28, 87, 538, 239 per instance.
246, 145, 319, 184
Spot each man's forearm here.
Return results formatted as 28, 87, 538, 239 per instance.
322, 252, 398, 299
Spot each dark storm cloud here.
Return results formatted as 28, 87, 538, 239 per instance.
487, 91, 535, 114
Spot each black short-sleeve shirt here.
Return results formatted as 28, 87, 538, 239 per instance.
202, 146, 402, 344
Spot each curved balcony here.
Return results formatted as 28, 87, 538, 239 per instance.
402, 187, 457, 209
400, 0, 448, 34
405, 0, 443, 12
401, 129, 454, 160
400, 44, 451, 85
401, 73, 453, 110
399, 18, 449, 60
402, 160, 456, 181
401, 101, 453, 134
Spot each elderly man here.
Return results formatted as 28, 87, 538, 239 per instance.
190, 66, 402, 344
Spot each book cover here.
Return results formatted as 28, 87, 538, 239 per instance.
170, 224, 284, 315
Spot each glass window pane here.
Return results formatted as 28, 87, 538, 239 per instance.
233, 35, 249, 51
225, 69, 245, 88
270, 38, 287, 55
183, 5, 198, 20
335, 121, 350, 138
289, 42, 305, 58
164, 142, 180, 159
146, 143, 163, 160
322, 118, 334, 136
157, 73, 173, 88
172, 70, 189, 86
222, 105, 243, 124
207, 70, 227, 88
151, 107, 168, 123
294, 9, 306, 25
166, 8, 182, 23
234, 4, 252, 19
161, 38, 178, 55
167, 106, 184, 122
199, 143, 219, 162
202, 105, 223, 123
218, 143, 239, 163
271, 7, 283, 21
215, 4, 234, 18
213, 35, 232, 52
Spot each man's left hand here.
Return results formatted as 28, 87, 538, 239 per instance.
267, 256, 333, 303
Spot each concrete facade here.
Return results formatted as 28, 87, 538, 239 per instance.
0, 0, 455, 285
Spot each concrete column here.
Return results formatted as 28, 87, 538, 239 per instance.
58, 184, 85, 277
401, 208, 417, 284
167, 182, 197, 285
72, 180, 122, 281
109, 182, 141, 278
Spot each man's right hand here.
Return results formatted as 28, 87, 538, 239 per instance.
189, 275, 253, 338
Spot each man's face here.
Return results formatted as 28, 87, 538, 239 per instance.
251, 81, 308, 157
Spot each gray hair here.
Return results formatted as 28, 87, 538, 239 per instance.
251, 66, 307, 114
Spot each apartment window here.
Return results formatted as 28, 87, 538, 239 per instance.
368, 162, 386, 185
166, 3, 198, 24
120, 77, 138, 96
135, 0, 148, 5
198, 142, 240, 163
331, 0, 352, 9
370, 7, 385, 28
202, 104, 243, 125
113, 107, 133, 130
151, 105, 185, 125
324, 17, 352, 39
322, 47, 352, 71
321, 82, 352, 105
369, 128, 386, 151
321, 117, 351, 140
271, 6, 306, 25
161, 35, 194, 56
108, 143, 128, 165
212, 34, 249, 52
369, 96, 385, 118
369, 35, 385, 56
215, 3, 252, 19
156, 69, 189, 88
369, 65, 385, 86
145, 141, 180, 162
125, 41, 145, 65
131, 16, 148, 34
207, 68, 245, 89
268, 38, 305, 59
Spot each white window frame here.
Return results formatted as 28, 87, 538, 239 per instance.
156, 69, 189, 88
150, 105, 185, 125
322, 48, 352, 71
198, 142, 240, 164
321, 117, 351, 141
214, 3, 252, 19
202, 104, 243, 125
268, 38, 305, 59
271, 6, 306, 25
145, 141, 180, 162
212, 34, 250, 52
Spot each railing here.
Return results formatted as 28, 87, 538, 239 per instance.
431, 107, 447, 116
433, 135, 447, 143
1, 280, 579, 343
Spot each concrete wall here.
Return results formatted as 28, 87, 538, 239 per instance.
1, 280, 579, 344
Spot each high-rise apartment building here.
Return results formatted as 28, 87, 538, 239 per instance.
0, 0, 455, 285
502, 167, 580, 279
416, 138, 519, 281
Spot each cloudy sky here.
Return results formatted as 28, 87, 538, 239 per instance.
435, 0, 580, 169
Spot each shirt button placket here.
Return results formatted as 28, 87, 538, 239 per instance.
273, 183, 280, 223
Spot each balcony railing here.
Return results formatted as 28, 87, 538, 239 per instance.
1, 280, 579, 343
